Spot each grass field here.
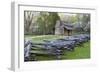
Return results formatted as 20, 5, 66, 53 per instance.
62, 41, 90, 59
25, 35, 66, 43
25, 35, 90, 61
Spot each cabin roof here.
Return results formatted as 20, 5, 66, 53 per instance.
64, 25, 73, 30
62, 22, 73, 30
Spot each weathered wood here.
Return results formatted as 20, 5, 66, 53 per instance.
24, 34, 90, 61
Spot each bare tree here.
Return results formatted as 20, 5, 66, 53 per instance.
24, 11, 34, 34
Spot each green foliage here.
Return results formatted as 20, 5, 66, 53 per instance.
74, 14, 90, 33
24, 11, 90, 35
69, 15, 78, 24
36, 12, 60, 35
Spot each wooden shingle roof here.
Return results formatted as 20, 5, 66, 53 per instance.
61, 22, 73, 30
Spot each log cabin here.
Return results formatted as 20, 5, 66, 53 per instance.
55, 20, 73, 36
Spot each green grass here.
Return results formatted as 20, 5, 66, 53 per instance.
25, 35, 90, 61
25, 35, 66, 43
62, 41, 90, 60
